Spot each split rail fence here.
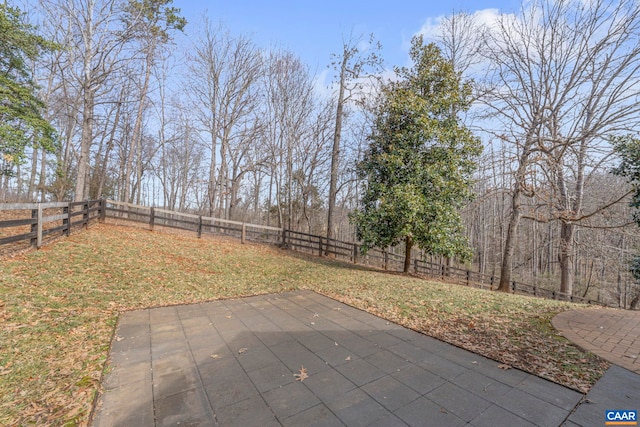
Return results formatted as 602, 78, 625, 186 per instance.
0, 200, 102, 251
0, 199, 617, 308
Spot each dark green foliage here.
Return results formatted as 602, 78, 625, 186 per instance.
123, 0, 187, 43
0, 4, 56, 175
613, 136, 640, 218
352, 36, 482, 263
612, 135, 640, 283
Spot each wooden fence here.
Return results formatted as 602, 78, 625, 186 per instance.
103, 200, 283, 245
0, 199, 618, 308
281, 228, 607, 305
0, 200, 102, 253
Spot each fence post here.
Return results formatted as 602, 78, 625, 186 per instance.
353, 244, 358, 264
318, 236, 323, 256
36, 204, 43, 248
149, 207, 155, 231
441, 264, 446, 279
282, 228, 287, 248
63, 203, 70, 236
197, 216, 203, 238
490, 276, 494, 290
512, 281, 516, 293
30, 208, 38, 248
384, 250, 389, 271
99, 199, 106, 222
241, 223, 246, 244
414, 258, 418, 274
83, 201, 89, 229
466, 270, 470, 287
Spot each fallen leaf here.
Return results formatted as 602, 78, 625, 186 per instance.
238, 348, 248, 354
294, 365, 308, 381
210, 354, 221, 359
497, 364, 511, 370
345, 356, 351, 361
440, 408, 448, 414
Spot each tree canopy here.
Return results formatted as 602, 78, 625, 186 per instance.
351, 35, 481, 272
0, 3, 55, 176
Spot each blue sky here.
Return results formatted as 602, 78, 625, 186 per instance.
173, 0, 522, 77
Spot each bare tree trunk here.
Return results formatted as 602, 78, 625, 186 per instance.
208, 133, 217, 216
499, 200, 521, 292
28, 148, 38, 201
559, 221, 575, 298
133, 57, 152, 204
326, 54, 347, 253
38, 149, 46, 202
498, 143, 532, 292
75, 87, 94, 202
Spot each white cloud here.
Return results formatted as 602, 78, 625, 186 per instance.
415, 8, 502, 44
416, 15, 445, 42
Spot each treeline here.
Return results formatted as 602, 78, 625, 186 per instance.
2, 0, 640, 307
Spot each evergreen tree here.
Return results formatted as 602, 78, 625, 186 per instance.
0, 3, 55, 176
613, 135, 640, 309
352, 35, 481, 272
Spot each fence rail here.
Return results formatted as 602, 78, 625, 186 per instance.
0, 200, 102, 251
104, 200, 282, 244
0, 199, 622, 309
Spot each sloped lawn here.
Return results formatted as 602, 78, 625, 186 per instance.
0, 223, 608, 426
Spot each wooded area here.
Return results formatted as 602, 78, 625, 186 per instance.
2, 0, 640, 307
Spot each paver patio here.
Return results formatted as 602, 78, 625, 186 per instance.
553, 308, 640, 374
91, 290, 635, 426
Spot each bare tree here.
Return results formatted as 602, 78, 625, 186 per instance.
480, 0, 640, 295
436, 10, 486, 78
326, 33, 382, 251
50, 0, 134, 201
261, 50, 317, 230
120, 0, 185, 204
187, 19, 262, 218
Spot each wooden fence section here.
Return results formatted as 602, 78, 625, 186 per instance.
104, 200, 282, 245
0, 200, 102, 252
413, 258, 580, 302
0, 199, 615, 308
282, 229, 408, 272
283, 226, 600, 306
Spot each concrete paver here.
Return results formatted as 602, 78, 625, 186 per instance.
567, 365, 640, 427
92, 291, 614, 426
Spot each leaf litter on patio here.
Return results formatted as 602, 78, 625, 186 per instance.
294, 366, 308, 382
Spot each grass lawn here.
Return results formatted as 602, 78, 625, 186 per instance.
0, 223, 609, 426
